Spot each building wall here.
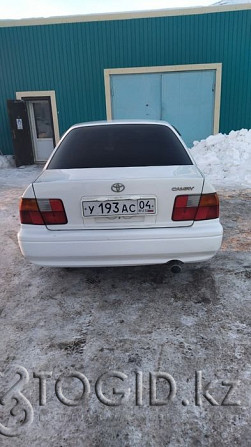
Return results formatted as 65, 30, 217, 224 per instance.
0, 6, 250, 154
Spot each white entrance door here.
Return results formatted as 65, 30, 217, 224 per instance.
28, 99, 55, 162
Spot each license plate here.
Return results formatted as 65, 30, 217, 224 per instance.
82, 198, 156, 217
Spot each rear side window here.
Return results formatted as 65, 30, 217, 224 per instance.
47, 124, 192, 169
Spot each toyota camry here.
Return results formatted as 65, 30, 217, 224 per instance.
18, 120, 223, 271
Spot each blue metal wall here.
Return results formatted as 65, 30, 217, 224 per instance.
111, 70, 216, 147
0, 8, 250, 154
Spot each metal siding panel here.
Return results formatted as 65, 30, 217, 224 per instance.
111, 73, 161, 119
162, 70, 216, 147
0, 10, 250, 154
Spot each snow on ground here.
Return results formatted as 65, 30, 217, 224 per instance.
0, 128, 250, 189
0, 155, 15, 168
0, 164, 42, 188
190, 128, 251, 188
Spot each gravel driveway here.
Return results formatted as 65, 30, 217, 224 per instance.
0, 167, 250, 446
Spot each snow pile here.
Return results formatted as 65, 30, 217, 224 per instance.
0, 155, 15, 168
191, 129, 251, 188
213, 1, 251, 4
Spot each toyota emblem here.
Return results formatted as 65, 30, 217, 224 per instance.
111, 183, 125, 193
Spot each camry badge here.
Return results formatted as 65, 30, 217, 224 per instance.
111, 183, 125, 193
172, 187, 195, 191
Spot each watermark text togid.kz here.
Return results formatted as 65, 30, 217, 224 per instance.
0, 366, 243, 437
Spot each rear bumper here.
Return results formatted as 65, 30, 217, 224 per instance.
18, 220, 223, 267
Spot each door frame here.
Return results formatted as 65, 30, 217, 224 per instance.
16, 90, 60, 144
104, 63, 222, 134
26, 99, 55, 162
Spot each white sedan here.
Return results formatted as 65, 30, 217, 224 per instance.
18, 120, 223, 272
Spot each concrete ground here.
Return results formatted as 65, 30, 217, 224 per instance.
0, 167, 250, 446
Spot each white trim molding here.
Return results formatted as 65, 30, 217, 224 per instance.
104, 63, 222, 135
0, 4, 250, 27
16, 90, 60, 144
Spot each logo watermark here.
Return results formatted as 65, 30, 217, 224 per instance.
0, 365, 243, 437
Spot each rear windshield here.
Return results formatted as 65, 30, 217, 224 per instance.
47, 124, 192, 169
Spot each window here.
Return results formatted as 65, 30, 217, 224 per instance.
47, 124, 192, 169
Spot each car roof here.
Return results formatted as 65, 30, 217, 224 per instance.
69, 120, 174, 130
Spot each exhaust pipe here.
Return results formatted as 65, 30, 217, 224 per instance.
168, 260, 183, 274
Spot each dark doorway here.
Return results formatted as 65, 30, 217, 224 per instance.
7, 100, 34, 167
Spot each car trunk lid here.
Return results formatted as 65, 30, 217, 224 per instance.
32, 166, 204, 230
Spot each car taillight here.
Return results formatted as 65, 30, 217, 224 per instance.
19, 198, 67, 225
172, 193, 219, 221
195, 193, 219, 220
20, 198, 44, 224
